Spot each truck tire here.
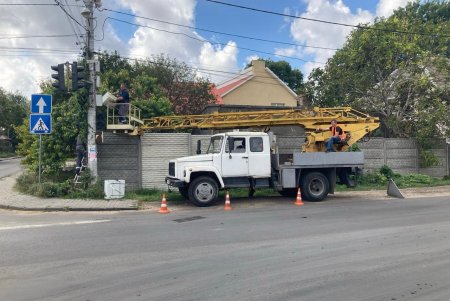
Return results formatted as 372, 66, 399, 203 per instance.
188, 176, 219, 207
178, 187, 189, 199
300, 172, 329, 202
278, 188, 298, 197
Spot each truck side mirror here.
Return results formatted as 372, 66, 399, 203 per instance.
196, 140, 201, 154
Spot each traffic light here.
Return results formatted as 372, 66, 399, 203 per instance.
51, 64, 65, 91
72, 61, 86, 91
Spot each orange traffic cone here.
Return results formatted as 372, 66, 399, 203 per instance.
294, 187, 304, 206
158, 193, 170, 214
224, 191, 232, 211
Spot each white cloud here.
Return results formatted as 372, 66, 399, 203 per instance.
0, 0, 239, 97
376, 0, 410, 18
118, 0, 239, 84
285, 0, 372, 76
281, 0, 413, 77
197, 41, 238, 83
0, 2, 83, 96
0, 0, 127, 97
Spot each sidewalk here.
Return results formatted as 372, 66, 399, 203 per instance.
0, 174, 138, 212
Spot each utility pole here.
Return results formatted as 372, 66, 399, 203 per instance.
82, 0, 98, 180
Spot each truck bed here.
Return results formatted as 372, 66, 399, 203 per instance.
272, 152, 364, 169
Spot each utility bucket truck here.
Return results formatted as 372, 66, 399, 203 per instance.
166, 131, 368, 207
106, 105, 379, 206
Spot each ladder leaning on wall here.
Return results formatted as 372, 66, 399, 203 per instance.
73, 154, 87, 185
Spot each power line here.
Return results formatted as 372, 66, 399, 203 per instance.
205, 0, 450, 38
0, 46, 80, 54
62, 0, 84, 46
107, 17, 325, 64
0, 34, 83, 40
54, 0, 85, 30
0, 3, 82, 6
0, 3, 56, 5
100, 7, 339, 51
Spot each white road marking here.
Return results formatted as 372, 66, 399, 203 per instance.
0, 220, 111, 231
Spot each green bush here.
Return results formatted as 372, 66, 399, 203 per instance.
66, 181, 104, 199
358, 171, 387, 185
15, 170, 104, 199
395, 173, 433, 187
379, 165, 395, 179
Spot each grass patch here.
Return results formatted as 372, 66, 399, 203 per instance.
336, 166, 450, 191
0, 151, 16, 158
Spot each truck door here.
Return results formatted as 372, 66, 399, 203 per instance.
248, 136, 271, 177
221, 136, 249, 177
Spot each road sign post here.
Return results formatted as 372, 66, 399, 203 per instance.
30, 94, 53, 183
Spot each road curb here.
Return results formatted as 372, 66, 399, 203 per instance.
0, 156, 21, 162
0, 204, 139, 212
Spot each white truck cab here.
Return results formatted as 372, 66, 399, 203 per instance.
166, 132, 271, 206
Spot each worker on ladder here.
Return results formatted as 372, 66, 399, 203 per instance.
75, 134, 86, 176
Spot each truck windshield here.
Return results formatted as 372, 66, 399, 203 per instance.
207, 136, 223, 154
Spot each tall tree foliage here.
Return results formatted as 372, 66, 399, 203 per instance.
0, 89, 27, 150
305, 1, 450, 141
98, 52, 214, 116
16, 52, 214, 174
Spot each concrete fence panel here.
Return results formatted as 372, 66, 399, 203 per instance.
97, 132, 140, 191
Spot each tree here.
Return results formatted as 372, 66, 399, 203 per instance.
15, 81, 88, 174
16, 52, 213, 175
97, 52, 214, 116
246, 59, 304, 93
146, 55, 215, 114
0, 89, 27, 150
305, 1, 450, 139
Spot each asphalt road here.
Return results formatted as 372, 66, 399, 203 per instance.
0, 158, 21, 178
1, 196, 450, 301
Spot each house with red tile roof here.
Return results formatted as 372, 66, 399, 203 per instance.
211, 60, 300, 107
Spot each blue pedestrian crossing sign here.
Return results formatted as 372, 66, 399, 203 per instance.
31, 94, 52, 114
30, 114, 52, 134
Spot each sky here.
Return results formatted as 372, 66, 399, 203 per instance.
0, 0, 412, 97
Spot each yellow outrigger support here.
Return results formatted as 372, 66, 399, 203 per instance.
106, 106, 380, 152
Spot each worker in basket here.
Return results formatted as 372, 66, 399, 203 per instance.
317, 119, 348, 152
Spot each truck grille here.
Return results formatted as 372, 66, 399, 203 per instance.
169, 162, 175, 176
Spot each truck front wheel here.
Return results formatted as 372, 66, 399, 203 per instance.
188, 176, 219, 207
301, 172, 329, 202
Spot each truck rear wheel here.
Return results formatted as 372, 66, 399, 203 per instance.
301, 172, 329, 202
188, 176, 219, 207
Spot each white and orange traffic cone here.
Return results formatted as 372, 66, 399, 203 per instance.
294, 187, 304, 206
158, 193, 170, 214
224, 191, 232, 211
